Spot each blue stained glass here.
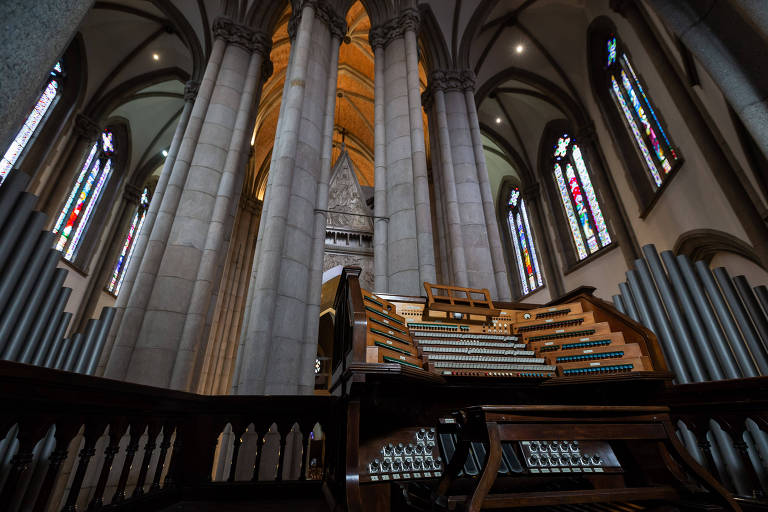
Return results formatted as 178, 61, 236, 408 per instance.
520, 200, 543, 287
607, 37, 617, 66
555, 163, 588, 260
53, 143, 98, 234
508, 210, 529, 295
572, 145, 611, 246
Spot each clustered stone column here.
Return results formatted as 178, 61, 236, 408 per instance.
423, 70, 511, 299
235, 1, 346, 395
103, 18, 272, 390
96, 80, 196, 376
369, 8, 436, 296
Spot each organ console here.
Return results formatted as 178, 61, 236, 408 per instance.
330, 267, 738, 512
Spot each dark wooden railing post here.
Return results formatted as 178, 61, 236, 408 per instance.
87, 421, 125, 511
150, 424, 174, 491
251, 423, 269, 482
717, 415, 764, 498
276, 423, 288, 481
227, 423, 245, 483
61, 423, 104, 512
0, 446, 35, 505
132, 422, 160, 498
111, 422, 143, 504
299, 421, 313, 481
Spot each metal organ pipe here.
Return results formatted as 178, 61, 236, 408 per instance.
661, 251, 725, 380
36, 289, 72, 367
626, 270, 656, 333
734, 276, 768, 357
62, 332, 84, 372
19, 269, 67, 364
52, 334, 73, 370
0, 169, 31, 228
713, 267, 768, 374
85, 307, 116, 375
677, 256, 742, 379
754, 286, 768, 321
612, 294, 626, 315
635, 258, 691, 383
0, 193, 36, 271
618, 282, 640, 322
695, 261, 759, 378
0, 211, 46, 313
0, 247, 59, 360
643, 245, 707, 382
74, 319, 99, 374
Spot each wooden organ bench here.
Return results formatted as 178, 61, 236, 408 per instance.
328, 267, 740, 512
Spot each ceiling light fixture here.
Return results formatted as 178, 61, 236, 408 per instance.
515, 44, 524, 54
162, 149, 168, 157
152, 53, 160, 61
495, 117, 502, 124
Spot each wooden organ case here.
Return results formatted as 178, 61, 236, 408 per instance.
329, 267, 739, 512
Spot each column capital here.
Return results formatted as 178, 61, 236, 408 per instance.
184, 80, 199, 102
240, 193, 263, 215
123, 183, 142, 204
426, 69, 475, 95
522, 182, 541, 199
288, 1, 347, 42
212, 17, 272, 56
74, 113, 102, 140
369, 8, 420, 50
576, 121, 598, 144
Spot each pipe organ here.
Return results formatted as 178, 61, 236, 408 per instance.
0, 170, 114, 375
332, 267, 739, 512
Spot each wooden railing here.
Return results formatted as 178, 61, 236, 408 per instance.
0, 361, 337, 511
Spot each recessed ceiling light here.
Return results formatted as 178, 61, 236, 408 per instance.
162, 149, 168, 157
515, 44, 524, 54
152, 53, 160, 61
495, 117, 502, 124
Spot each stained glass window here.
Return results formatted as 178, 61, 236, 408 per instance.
607, 35, 679, 188
54, 129, 116, 261
108, 186, 150, 295
552, 134, 611, 260
507, 187, 543, 295
0, 62, 63, 184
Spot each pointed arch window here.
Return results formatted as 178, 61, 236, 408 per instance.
53, 129, 116, 261
0, 62, 63, 184
107, 186, 151, 296
606, 35, 679, 189
552, 133, 611, 260
507, 187, 543, 295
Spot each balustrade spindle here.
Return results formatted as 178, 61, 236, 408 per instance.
299, 423, 312, 481
276, 425, 288, 482
228, 425, 245, 483
132, 423, 160, 497
150, 427, 173, 491
87, 433, 122, 511
32, 447, 68, 512
0, 448, 34, 505
251, 425, 268, 482
61, 426, 102, 512
111, 425, 142, 504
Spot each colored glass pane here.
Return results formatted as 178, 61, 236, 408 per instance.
109, 186, 150, 294
565, 162, 598, 253
508, 210, 529, 295
516, 212, 536, 290
620, 70, 671, 173
611, 75, 662, 186
0, 77, 59, 184
509, 188, 520, 207
56, 158, 100, 252
65, 158, 112, 260
554, 163, 588, 260
607, 37, 617, 66
572, 145, 611, 246
54, 143, 97, 234
554, 136, 570, 159
520, 199, 543, 287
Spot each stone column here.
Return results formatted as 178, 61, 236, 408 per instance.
238, 2, 345, 395
464, 84, 511, 300
0, 0, 94, 152
645, 0, 768, 159
304, 27, 342, 388
424, 79, 469, 288
168, 33, 271, 391
118, 20, 270, 390
39, 113, 101, 221
96, 81, 196, 376
372, 42, 388, 293
403, 9, 436, 286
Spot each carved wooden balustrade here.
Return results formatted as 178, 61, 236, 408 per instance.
0, 361, 337, 511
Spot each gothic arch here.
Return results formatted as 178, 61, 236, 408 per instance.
480, 122, 534, 186
417, 4, 451, 73
456, 0, 501, 70
246, 0, 291, 33
674, 229, 765, 269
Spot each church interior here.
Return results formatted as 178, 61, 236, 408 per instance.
2, 0, 768, 510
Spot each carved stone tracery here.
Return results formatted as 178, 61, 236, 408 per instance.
184, 80, 200, 103
74, 113, 102, 141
